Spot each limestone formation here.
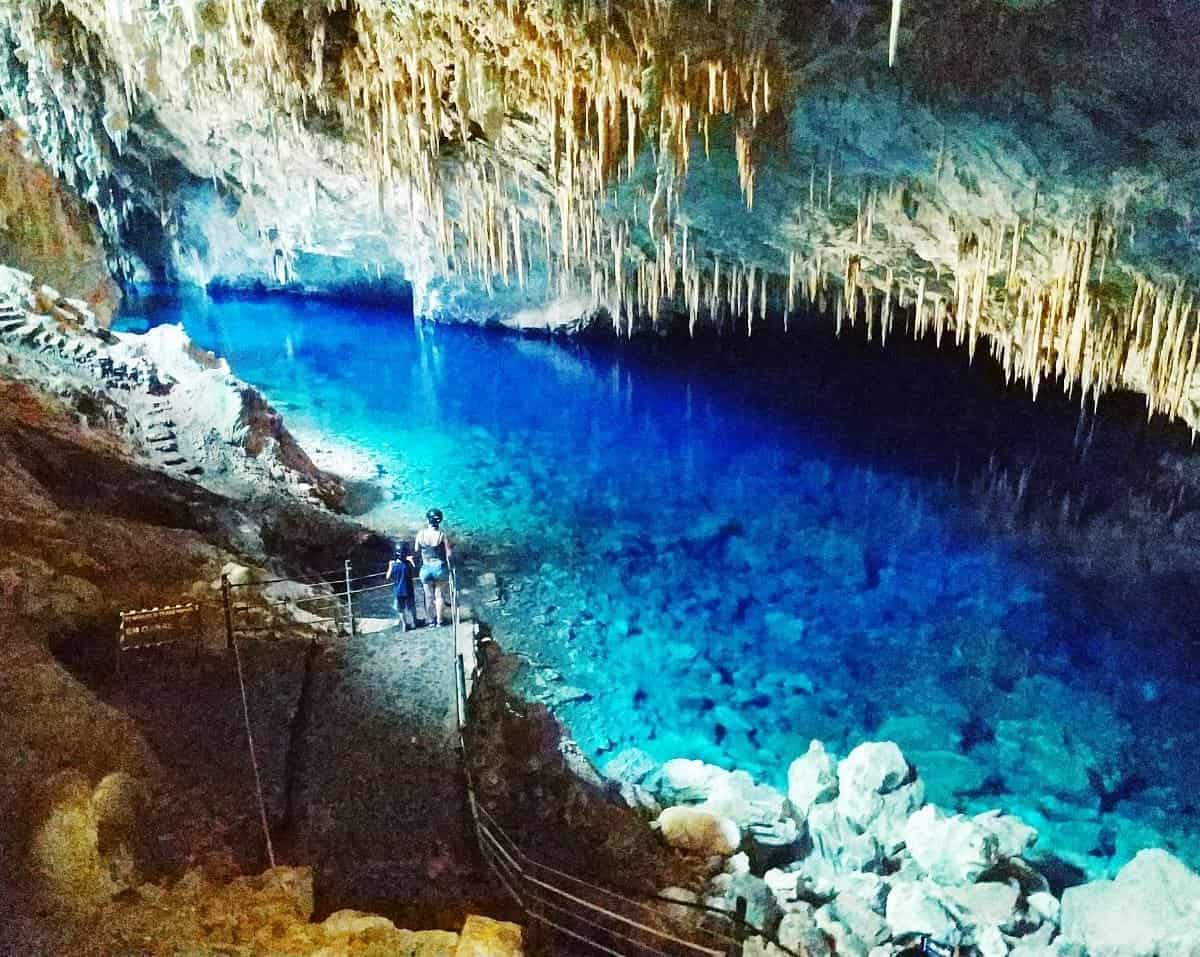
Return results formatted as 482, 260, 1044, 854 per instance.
787, 739, 839, 816
2, 2, 1200, 426
904, 804, 1002, 886
1060, 849, 1200, 956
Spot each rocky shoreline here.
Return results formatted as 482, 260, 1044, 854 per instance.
595, 740, 1200, 956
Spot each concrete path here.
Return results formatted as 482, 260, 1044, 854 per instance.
281, 619, 505, 929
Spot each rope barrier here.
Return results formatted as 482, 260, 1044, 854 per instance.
228, 569, 389, 590
473, 801, 731, 951
230, 636, 276, 869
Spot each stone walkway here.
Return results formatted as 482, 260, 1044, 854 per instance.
280, 619, 504, 929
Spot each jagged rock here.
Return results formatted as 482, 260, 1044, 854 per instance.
657, 758, 729, 804
938, 881, 1021, 941
764, 866, 801, 905
1027, 891, 1060, 927
904, 805, 1001, 885
456, 915, 523, 957
604, 748, 660, 787
839, 742, 911, 800
616, 780, 662, 817
835, 742, 922, 854
833, 872, 890, 913
867, 781, 926, 856
807, 802, 884, 875
1060, 849, 1200, 956
788, 740, 839, 815
778, 908, 833, 957
727, 873, 784, 936
977, 924, 1010, 957
725, 852, 752, 876
656, 806, 741, 856
700, 771, 800, 849
828, 892, 890, 945
884, 880, 960, 945
974, 810, 1039, 859
816, 903, 874, 957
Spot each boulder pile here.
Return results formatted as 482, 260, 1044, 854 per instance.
605, 740, 1200, 957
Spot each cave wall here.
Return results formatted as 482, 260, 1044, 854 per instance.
1, 1, 1198, 422
0, 122, 120, 321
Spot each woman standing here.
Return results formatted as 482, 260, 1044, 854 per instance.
416, 508, 452, 627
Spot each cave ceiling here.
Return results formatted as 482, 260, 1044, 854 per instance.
1, 0, 1199, 425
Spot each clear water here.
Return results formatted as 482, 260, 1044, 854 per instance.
116, 289, 1200, 879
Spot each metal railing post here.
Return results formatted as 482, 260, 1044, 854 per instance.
221, 573, 234, 649
455, 653, 468, 729
727, 896, 747, 957
344, 559, 355, 636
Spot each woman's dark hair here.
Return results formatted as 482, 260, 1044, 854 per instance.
426, 508, 444, 526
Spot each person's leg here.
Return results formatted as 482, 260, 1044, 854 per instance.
434, 583, 445, 626
423, 580, 436, 625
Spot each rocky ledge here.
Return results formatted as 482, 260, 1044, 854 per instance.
0, 263, 344, 509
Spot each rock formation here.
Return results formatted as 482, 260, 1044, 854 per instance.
2, 1, 1199, 425
607, 737, 1200, 957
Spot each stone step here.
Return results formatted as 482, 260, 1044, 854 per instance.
145, 432, 176, 444
161, 456, 187, 467
154, 443, 179, 454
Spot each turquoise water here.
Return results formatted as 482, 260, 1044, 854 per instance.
116, 289, 1200, 880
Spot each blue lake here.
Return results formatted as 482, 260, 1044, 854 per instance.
116, 289, 1200, 879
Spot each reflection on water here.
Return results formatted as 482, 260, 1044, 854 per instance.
117, 288, 1200, 878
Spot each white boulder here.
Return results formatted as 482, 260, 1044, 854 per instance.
885, 879, 960, 945
904, 805, 1000, 885
973, 809, 1039, 859
837, 742, 921, 852
701, 771, 799, 848
1060, 849, 1200, 956
839, 742, 911, 798
788, 740, 839, 815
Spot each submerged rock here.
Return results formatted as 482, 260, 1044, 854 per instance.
657, 758, 729, 804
